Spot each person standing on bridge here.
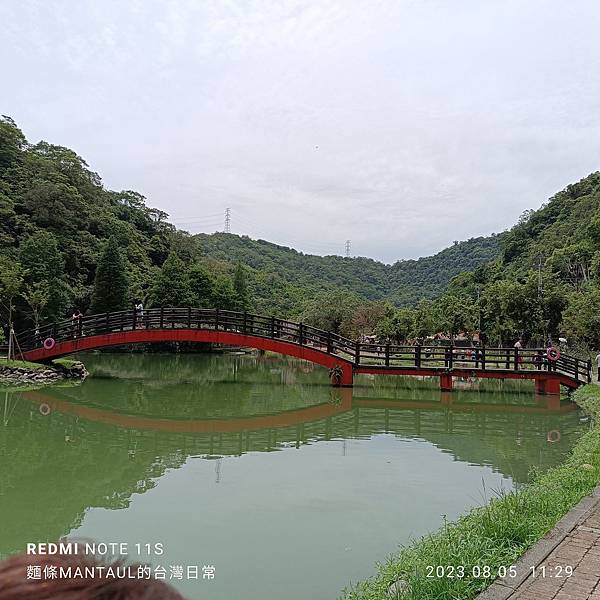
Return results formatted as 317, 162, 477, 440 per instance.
71, 309, 83, 338
135, 301, 144, 328
533, 349, 544, 370
514, 338, 523, 368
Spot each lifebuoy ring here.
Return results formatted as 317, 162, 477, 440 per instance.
39, 403, 51, 416
547, 430, 561, 443
546, 346, 560, 362
43, 337, 56, 350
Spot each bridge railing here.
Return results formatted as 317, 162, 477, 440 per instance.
16, 307, 591, 384
15, 308, 356, 359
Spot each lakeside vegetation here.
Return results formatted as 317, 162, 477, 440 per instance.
0, 357, 78, 370
342, 384, 600, 600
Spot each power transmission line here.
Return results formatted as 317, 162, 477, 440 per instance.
233, 213, 342, 254
168, 207, 353, 257
170, 211, 223, 222
224, 207, 231, 233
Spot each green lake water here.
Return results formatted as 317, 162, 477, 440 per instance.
0, 353, 588, 599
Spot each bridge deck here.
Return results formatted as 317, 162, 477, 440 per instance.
16, 307, 591, 392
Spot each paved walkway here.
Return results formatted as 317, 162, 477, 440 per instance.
511, 510, 600, 600
479, 487, 600, 600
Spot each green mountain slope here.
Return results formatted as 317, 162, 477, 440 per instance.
383, 172, 600, 348
386, 236, 502, 304
195, 232, 501, 312
501, 172, 600, 276
0, 116, 499, 335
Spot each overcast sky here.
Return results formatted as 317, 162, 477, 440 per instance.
3, 0, 600, 263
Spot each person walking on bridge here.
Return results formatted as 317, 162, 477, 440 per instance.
514, 338, 523, 369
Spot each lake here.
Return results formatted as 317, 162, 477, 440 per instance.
0, 352, 587, 599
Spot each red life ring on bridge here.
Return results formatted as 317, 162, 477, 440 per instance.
547, 430, 561, 443
43, 337, 56, 350
546, 346, 560, 362
39, 403, 51, 416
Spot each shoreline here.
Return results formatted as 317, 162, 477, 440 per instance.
341, 384, 600, 600
0, 359, 88, 386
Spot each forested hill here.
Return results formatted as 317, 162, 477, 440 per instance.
0, 117, 180, 328
8, 113, 600, 349
404, 171, 600, 348
195, 233, 501, 307
0, 115, 500, 337
386, 236, 501, 304
500, 172, 600, 277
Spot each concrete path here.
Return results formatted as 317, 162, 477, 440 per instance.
478, 486, 600, 600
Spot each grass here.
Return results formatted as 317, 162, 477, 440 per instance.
341, 385, 600, 600
52, 358, 80, 368
0, 357, 80, 370
0, 357, 49, 370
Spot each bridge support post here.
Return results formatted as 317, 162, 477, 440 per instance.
535, 377, 561, 395
440, 373, 453, 391
440, 391, 453, 405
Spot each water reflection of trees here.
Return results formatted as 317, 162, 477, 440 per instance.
0, 353, 586, 559
69, 352, 327, 419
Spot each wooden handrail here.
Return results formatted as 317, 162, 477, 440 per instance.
14, 307, 591, 384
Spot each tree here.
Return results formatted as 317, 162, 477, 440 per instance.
376, 306, 416, 342
412, 300, 439, 339
23, 281, 50, 330
0, 116, 26, 172
210, 275, 237, 310
588, 215, 600, 248
350, 301, 391, 338
547, 243, 593, 288
445, 271, 479, 299
233, 263, 251, 310
0, 192, 17, 247
300, 290, 360, 337
562, 289, 600, 348
189, 263, 214, 308
149, 252, 192, 307
19, 230, 67, 322
91, 237, 130, 313
436, 294, 477, 338
480, 280, 523, 345
0, 258, 25, 358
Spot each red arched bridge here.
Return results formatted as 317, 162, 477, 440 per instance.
16, 308, 591, 394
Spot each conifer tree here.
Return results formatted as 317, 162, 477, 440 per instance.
189, 262, 214, 308
19, 230, 67, 321
91, 236, 129, 313
233, 262, 250, 310
150, 252, 192, 307
211, 275, 237, 310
